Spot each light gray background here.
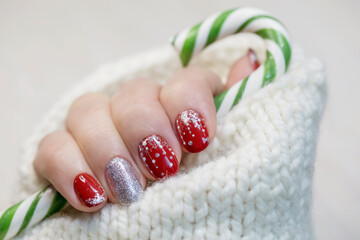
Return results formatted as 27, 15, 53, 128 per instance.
0, 1, 359, 239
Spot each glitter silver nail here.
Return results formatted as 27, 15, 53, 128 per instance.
105, 157, 143, 205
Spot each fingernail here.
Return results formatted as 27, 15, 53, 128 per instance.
138, 134, 179, 180
176, 109, 210, 153
73, 173, 106, 207
247, 49, 260, 70
105, 157, 143, 205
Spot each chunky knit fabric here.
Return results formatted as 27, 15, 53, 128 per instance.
12, 36, 326, 239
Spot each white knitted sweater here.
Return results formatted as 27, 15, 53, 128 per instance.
12, 36, 326, 239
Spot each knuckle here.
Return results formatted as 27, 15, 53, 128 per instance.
159, 83, 176, 101
34, 131, 70, 173
111, 78, 160, 101
71, 92, 100, 108
112, 101, 154, 128
67, 92, 109, 126
70, 92, 108, 113
130, 77, 153, 85
180, 66, 221, 86
110, 78, 162, 127
80, 125, 113, 147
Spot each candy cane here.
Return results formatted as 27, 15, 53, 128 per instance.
0, 7, 291, 239
0, 186, 67, 240
171, 7, 292, 119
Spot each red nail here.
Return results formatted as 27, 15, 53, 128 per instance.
138, 135, 179, 180
176, 109, 209, 153
73, 173, 106, 207
247, 49, 260, 70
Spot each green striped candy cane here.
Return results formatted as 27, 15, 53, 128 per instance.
0, 186, 67, 240
171, 7, 292, 118
0, 7, 292, 239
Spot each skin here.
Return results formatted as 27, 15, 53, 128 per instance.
33, 53, 256, 213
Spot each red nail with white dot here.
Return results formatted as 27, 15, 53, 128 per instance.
175, 109, 210, 153
138, 134, 179, 180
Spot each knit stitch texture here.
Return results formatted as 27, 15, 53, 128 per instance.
12, 35, 326, 239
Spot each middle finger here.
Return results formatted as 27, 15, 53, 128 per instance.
111, 78, 180, 181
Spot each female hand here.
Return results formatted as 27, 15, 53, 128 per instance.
33, 50, 259, 212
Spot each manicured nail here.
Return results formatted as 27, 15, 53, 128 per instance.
105, 157, 143, 205
138, 134, 179, 180
248, 49, 260, 70
73, 173, 106, 207
176, 109, 209, 153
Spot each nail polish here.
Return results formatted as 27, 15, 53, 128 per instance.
248, 49, 260, 70
175, 109, 210, 153
73, 173, 106, 207
138, 135, 179, 180
105, 157, 143, 205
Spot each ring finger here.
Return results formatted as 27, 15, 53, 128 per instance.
66, 93, 145, 205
